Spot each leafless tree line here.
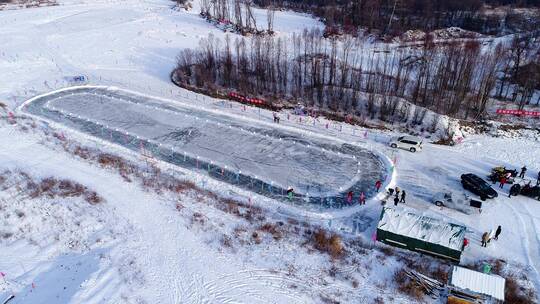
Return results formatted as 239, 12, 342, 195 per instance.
200, 0, 275, 35
496, 35, 540, 108
253, 0, 540, 37
173, 30, 539, 123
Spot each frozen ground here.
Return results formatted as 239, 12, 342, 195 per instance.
22, 86, 387, 208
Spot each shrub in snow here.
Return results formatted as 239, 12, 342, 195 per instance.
313, 229, 344, 259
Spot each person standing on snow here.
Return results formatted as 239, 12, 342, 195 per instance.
400, 190, 406, 203
495, 225, 502, 240
499, 176, 507, 189
359, 192, 366, 205
393, 196, 399, 206
520, 166, 527, 179
346, 191, 353, 204
287, 187, 294, 200
509, 183, 520, 197
375, 180, 382, 192
462, 238, 469, 251
481, 232, 489, 247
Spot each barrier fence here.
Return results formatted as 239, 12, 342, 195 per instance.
21, 86, 390, 211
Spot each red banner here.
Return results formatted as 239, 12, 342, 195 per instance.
228, 92, 265, 106
496, 109, 540, 116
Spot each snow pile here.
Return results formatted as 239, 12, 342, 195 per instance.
0, 0, 56, 11
399, 29, 426, 42
431, 27, 479, 40
398, 27, 480, 42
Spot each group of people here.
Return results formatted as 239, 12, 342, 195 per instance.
392, 187, 406, 206
462, 226, 502, 250
481, 226, 502, 247
374, 180, 407, 206
517, 165, 540, 183
346, 190, 366, 205
516, 166, 536, 184
501, 166, 540, 198
343, 179, 387, 206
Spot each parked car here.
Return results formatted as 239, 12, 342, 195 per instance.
433, 192, 458, 207
432, 191, 482, 214
389, 136, 423, 153
461, 173, 498, 200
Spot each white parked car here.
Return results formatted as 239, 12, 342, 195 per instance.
389, 136, 423, 152
432, 191, 482, 214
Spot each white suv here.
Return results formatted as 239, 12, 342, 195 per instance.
389, 136, 423, 152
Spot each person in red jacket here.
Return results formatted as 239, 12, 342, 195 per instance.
499, 176, 507, 189
359, 192, 366, 205
346, 191, 353, 204
462, 238, 469, 250
375, 180, 382, 192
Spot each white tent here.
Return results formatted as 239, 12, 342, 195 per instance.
449, 266, 505, 302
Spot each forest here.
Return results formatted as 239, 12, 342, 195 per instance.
172, 30, 539, 125
254, 0, 540, 37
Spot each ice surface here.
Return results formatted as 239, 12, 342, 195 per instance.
23, 87, 386, 209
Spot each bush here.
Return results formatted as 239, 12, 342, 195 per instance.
97, 153, 135, 181
328, 235, 344, 258
221, 235, 233, 248
505, 274, 537, 304
14, 172, 104, 205
73, 146, 91, 159
40, 177, 57, 194
312, 229, 344, 259
258, 222, 283, 240
84, 191, 102, 204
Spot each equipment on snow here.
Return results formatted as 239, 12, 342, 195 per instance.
488, 166, 516, 184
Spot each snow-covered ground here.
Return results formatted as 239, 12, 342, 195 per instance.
1, 0, 540, 303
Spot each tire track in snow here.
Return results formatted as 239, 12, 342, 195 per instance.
200, 268, 413, 303
199, 269, 308, 303
506, 201, 540, 291
517, 202, 540, 292
202, 268, 335, 303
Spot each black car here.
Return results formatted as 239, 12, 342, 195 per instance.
461, 173, 498, 200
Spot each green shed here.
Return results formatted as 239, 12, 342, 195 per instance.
376, 207, 466, 262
